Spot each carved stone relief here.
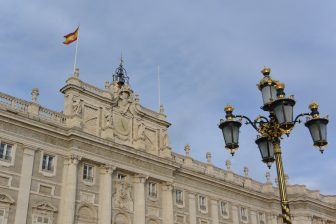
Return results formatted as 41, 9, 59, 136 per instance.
113, 181, 134, 212
83, 105, 99, 135
72, 96, 83, 116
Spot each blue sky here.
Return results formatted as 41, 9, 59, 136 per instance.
1, 0, 335, 194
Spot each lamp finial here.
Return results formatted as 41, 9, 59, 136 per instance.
261, 67, 271, 76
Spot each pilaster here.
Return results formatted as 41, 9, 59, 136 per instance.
210, 199, 219, 224
188, 193, 197, 224
58, 155, 81, 224
231, 204, 239, 224
14, 147, 35, 224
99, 165, 115, 224
250, 210, 258, 224
133, 174, 147, 224
162, 183, 174, 224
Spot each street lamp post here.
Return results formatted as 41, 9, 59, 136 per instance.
218, 68, 329, 224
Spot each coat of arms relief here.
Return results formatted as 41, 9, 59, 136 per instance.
112, 181, 134, 212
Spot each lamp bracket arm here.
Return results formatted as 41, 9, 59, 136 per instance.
235, 115, 260, 132
294, 113, 310, 124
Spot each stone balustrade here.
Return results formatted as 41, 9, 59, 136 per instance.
172, 152, 336, 208
0, 92, 67, 126
0, 92, 29, 112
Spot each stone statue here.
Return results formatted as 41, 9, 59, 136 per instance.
137, 122, 146, 141
104, 107, 113, 128
161, 130, 169, 148
72, 96, 82, 116
31, 88, 39, 103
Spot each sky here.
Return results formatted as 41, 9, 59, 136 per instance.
0, 0, 335, 195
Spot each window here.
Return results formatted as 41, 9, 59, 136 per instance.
83, 164, 94, 182
240, 207, 248, 222
0, 143, 12, 162
199, 195, 207, 211
148, 182, 157, 198
258, 212, 266, 224
220, 201, 229, 217
117, 173, 127, 181
42, 154, 54, 172
175, 190, 183, 205
0, 209, 5, 224
36, 215, 50, 224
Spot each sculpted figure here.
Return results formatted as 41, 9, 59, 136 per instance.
104, 107, 113, 128
137, 122, 146, 141
72, 96, 82, 116
161, 130, 169, 148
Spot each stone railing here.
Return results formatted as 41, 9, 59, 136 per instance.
38, 106, 67, 124
82, 81, 107, 97
66, 77, 111, 100
0, 92, 29, 112
172, 152, 336, 204
0, 92, 67, 126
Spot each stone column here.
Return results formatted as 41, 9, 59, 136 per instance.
250, 210, 258, 224
210, 199, 219, 224
133, 175, 147, 224
231, 204, 240, 224
188, 193, 197, 224
162, 183, 174, 224
14, 148, 35, 224
61, 155, 81, 224
99, 165, 115, 224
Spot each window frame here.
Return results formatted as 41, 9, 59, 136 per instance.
117, 173, 127, 181
82, 164, 94, 183
258, 212, 266, 224
33, 214, 51, 224
0, 140, 16, 167
0, 208, 5, 224
39, 152, 57, 177
240, 207, 249, 223
175, 189, 184, 207
220, 201, 229, 218
148, 182, 157, 198
198, 195, 208, 213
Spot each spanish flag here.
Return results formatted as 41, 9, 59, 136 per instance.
63, 27, 79, 45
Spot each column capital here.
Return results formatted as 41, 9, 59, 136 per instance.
210, 199, 218, 205
65, 154, 82, 165
133, 174, 148, 183
100, 164, 116, 174
162, 182, 173, 191
188, 192, 197, 199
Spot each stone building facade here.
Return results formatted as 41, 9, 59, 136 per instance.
0, 63, 335, 224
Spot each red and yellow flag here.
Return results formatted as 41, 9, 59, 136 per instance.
63, 27, 79, 45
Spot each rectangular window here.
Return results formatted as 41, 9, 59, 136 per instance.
0, 142, 12, 161
199, 195, 207, 211
175, 190, 183, 205
117, 173, 126, 181
240, 207, 248, 222
258, 212, 265, 224
0, 209, 5, 224
220, 201, 229, 216
148, 182, 157, 198
83, 164, 94, 182
36, 216, 50, 224
42, 154, 54, 172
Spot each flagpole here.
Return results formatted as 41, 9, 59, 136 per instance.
73, 27, 80, 73
158, 65, 161, 110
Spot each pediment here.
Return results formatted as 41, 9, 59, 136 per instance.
0, 193, 14, 204
32, 201, 57, 212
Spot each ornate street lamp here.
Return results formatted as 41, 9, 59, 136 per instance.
218, 67, 329, 224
